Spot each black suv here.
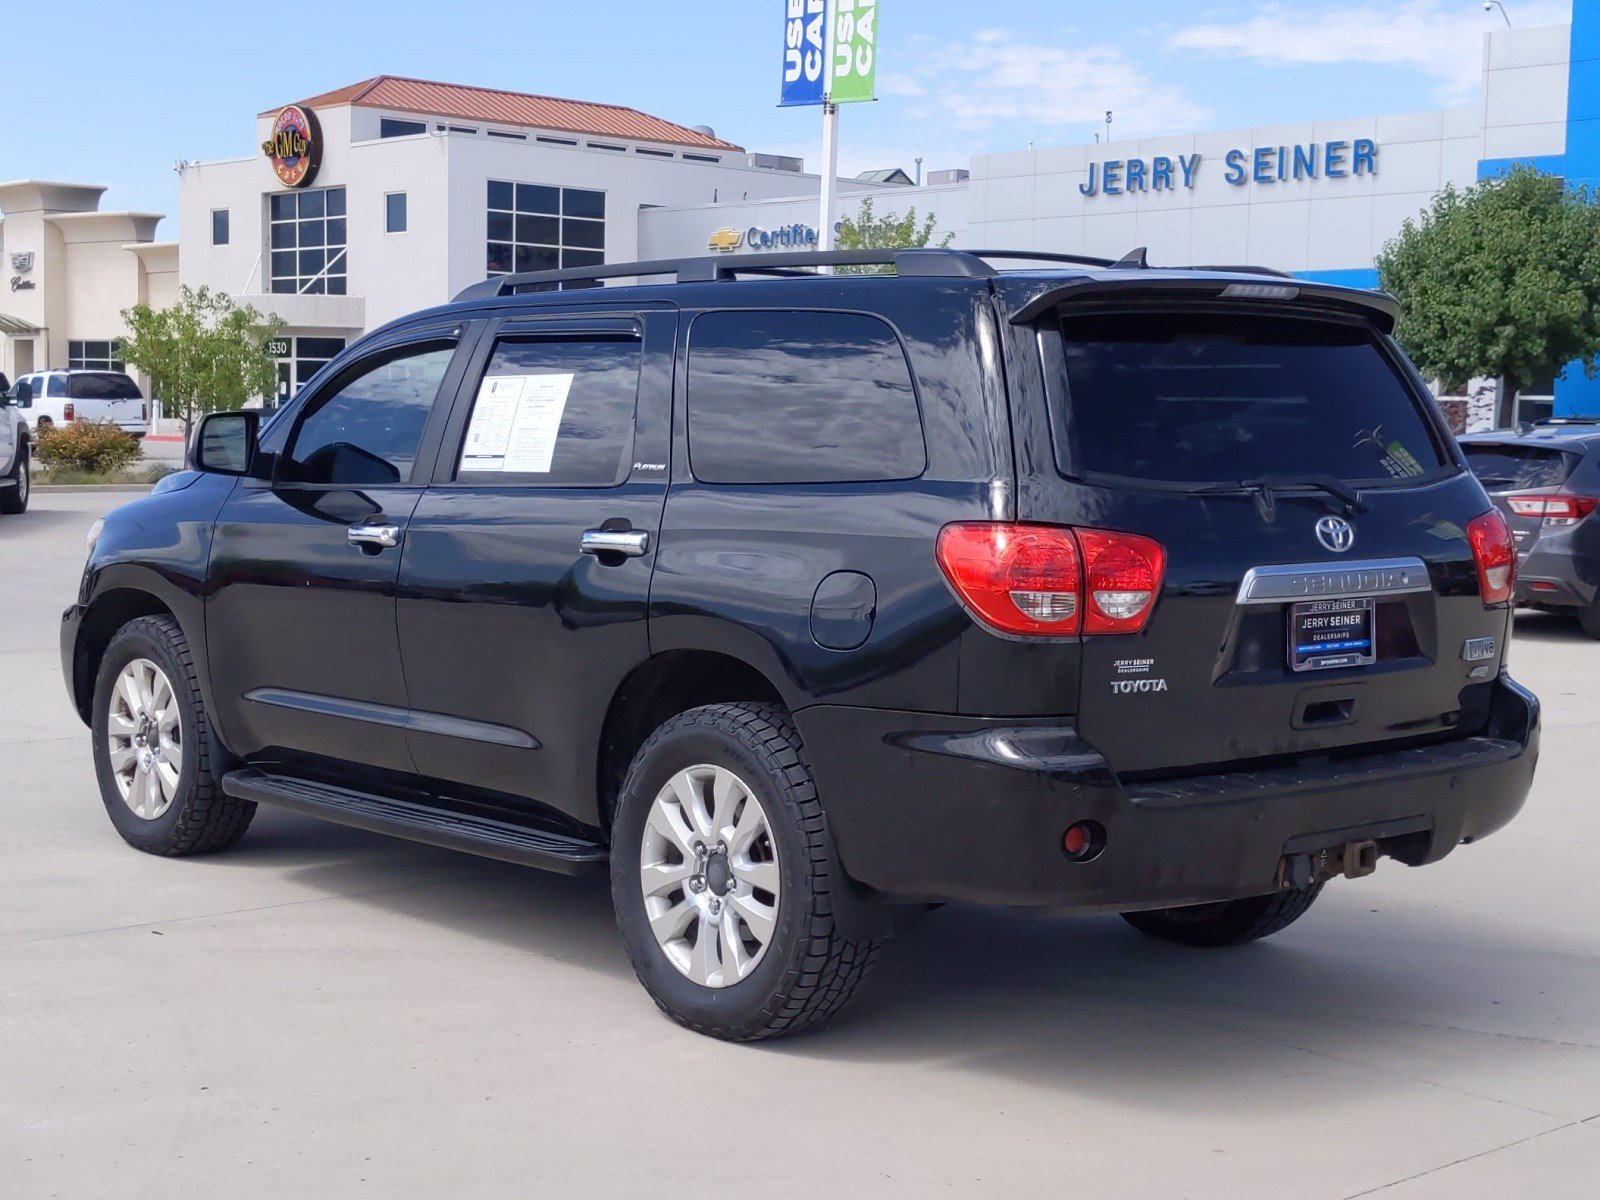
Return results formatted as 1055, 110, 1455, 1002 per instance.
62, 249, 1539, 1041
1462, 422, 1600, 636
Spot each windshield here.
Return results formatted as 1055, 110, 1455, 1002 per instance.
67, 373, 141, 400
1462, 443, 1578, 491
1054, 310, 1451, 487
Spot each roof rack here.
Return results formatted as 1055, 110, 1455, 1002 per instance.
454, 248, 1000, 300
451, 246, 1299, 303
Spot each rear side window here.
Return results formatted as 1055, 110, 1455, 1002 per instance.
455, 337, 639, 487
67, 373, 141, 400
1463, 443, 1578, 490
687, 311, 925, 484
1053, 311, 1450, 486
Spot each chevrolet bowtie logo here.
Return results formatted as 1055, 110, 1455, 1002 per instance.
707, 227, 745, 253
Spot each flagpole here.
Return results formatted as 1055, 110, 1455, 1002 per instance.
819, 99, 840, 267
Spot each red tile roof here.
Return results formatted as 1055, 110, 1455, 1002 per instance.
262, 76, 742, 152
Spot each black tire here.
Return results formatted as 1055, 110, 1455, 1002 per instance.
1578, 599, 1600, 640
0, 445, 26, 515
610, 702, 879, 1041
1120, 885, 1323, 948
91, 614, 254, 856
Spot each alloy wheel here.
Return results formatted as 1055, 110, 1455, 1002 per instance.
106, 657, 182, 820
638, 764, 781, 988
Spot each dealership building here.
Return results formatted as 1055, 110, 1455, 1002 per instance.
13, 3, 1600, 425
176, 75, 908, 404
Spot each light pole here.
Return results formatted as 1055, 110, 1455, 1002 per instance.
1483, 1, 1511, 28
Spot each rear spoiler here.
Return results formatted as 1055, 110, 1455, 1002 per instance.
1008, 276, 1402, 334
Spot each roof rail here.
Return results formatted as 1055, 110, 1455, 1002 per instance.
453, 248, 998, 301
960, 249, 1118, 269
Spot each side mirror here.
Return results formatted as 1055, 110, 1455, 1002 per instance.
190, 410, 261, 476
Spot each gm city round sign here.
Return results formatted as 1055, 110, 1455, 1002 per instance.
262, 105, 323, 189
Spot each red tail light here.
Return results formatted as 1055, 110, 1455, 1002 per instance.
936, 523, 1165, 637
1077, 529, 1167, 634
63, 402, 75, 421
1466, 510, 1516, 605
1506, 494, 1599, 527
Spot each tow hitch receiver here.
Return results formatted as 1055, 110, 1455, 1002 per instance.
1277, 840, 1381, 890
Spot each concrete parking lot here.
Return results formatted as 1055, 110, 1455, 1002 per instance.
2, 490, 1597, 1198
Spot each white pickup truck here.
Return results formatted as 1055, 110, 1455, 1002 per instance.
0, 372, 29, 515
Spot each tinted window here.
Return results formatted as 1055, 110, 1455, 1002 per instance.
455, 338, 640, 487
687, 311, 925, 485
1463, 443, 1579, 490
68, 373, 141, 400
211, 209, 229, 246
380, 117, 427, 138
283, 343, 454, 485
1055, 312, 1450, 485
47, 375, 67, 398
386, 192, 407, 233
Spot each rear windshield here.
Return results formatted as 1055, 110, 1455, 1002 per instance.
1053, 311, 1450, 486
67, 373, 141, 400
1462, 443, 1578, 491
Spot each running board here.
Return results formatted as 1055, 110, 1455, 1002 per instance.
221, 768, 607, 875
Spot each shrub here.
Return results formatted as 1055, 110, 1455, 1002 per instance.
34, 420, 141, 475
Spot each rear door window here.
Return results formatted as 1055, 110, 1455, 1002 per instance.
67, 373, 141, 400
1053, 311, 1451, 486
454, 336, 640, 487
687, 310, 925, 484
1462, 443, 1578, 491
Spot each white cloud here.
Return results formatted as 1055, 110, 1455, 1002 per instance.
893, 29, 1211, 138
1168, 0, 1571, 103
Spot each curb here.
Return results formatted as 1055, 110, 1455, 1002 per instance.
35, 484, 155, 494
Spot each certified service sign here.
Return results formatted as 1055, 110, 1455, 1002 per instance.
262, 105, 323, 189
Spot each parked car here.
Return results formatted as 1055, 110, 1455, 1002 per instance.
0, 372, 29, 514
61, 249, 1539, 1041
9, 369, 149, 439
1461, 420, 1600, 636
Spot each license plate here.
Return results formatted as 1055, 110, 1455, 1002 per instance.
1289, 597, 1376, 672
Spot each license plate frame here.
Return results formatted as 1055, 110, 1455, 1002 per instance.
1288, 596, 1376, 673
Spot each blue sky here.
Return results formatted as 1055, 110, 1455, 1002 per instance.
1, 0, 1572, 234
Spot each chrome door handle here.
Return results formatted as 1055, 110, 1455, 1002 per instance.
348, 521, 402, 549
581, 528, 650, 558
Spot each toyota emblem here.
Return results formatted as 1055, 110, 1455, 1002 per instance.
1315, 515, 1356, 554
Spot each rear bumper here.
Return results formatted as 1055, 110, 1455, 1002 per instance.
1513, 532, 1600, 608
797, 674, 1539, 911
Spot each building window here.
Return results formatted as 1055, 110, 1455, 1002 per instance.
485, 180, 606, 286
380, 117, 426, 138
68, 340, 126, 372
386, 192, 408, 234
271, 335, 347, 409
269, 187, 348, 296
211, 209, 230, 246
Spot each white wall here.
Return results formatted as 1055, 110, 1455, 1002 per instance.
962, 107, 1486, 273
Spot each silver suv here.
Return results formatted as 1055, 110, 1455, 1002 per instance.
0, 373, 29, 515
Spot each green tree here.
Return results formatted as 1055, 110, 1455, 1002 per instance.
119, 285, 282, 435
835, 195, 955, 273
1376, 165, 1600, 426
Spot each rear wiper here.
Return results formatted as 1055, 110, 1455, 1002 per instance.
1192, 474, 1370, 520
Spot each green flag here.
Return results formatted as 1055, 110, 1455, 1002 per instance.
828, 0, 878, 104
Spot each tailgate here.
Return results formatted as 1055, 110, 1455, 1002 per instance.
1020, 303, 1511, 776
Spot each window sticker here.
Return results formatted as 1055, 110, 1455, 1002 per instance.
460, 372, 574, 474
1355, 425, 1425, 479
